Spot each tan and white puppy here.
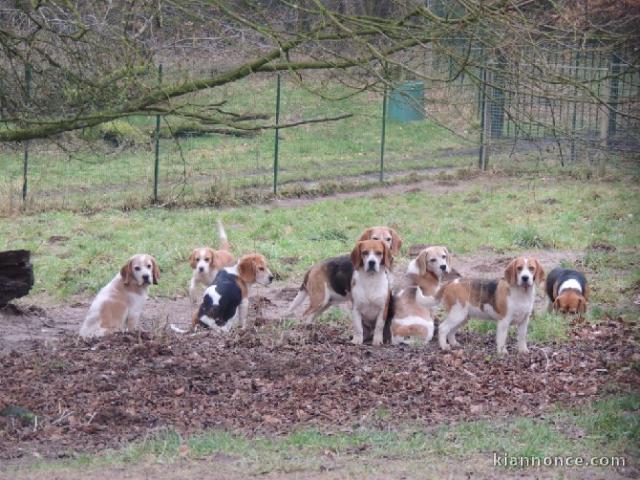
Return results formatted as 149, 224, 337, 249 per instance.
287, 226, 402, 323
188, 220, 235, 303
79, 254, 160, 338
350, 239, 392, 346
391, 246, 452, 345
438, 257, 545, 355
193, 253, 273, 332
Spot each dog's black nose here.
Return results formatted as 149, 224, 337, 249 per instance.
368, 260, 376, 269
198, 266, 204, 272
440, 264, 447, 271
521, 275, 530, 282
142, 274, 150, 282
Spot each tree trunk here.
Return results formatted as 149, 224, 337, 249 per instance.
0, 250, 34, 306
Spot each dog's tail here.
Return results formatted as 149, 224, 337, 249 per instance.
217, 219, 230, 251
169, 323, 190, 334
286, 271, 310, 315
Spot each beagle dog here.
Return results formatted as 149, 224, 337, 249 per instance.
188, 220, 235, 303
391, 246, 452, 345
79, 254, 160, 338
438, 256, 545, 355
350, 239, 393, 346
546, 267, 589, 315
287, 226, 402, 323
193, 253, 273, 331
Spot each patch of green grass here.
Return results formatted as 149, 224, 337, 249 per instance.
16, 395, 638, 475
512, 226, 551, 249
1, 176, 638, 306
468, 311, 569, 344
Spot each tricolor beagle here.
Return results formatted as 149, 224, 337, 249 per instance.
546, 267, 589, 315
193, 253, 273, 331
350, 239, 393, 346
79, 254, 160, 338
188, 220, 235, 303
287, 226, 402, 323
391, 246, 452, 345
438, 256, 545, 355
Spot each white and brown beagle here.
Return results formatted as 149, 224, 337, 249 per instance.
193, 253, 273, 332
546, 267, 589, 315
79, 254, 160, 338
438, 256, 545, 355
391, 246, 453, 345
287, 226, 402, 323
350, 239, 393, 346
188, 220, 235, 303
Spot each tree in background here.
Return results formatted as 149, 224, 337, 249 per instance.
0, 0, 638, 144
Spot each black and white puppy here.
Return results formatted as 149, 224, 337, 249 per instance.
192, 253, 273, 331
546, 267, 589, 315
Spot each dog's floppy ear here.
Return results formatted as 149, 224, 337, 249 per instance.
120, 258, 133, 286
552, 297, 561, 312
532, 259, 545, 285
504, 259, 518, 285
189, 249, 198, 269
151, 256, 160, 285
389, 228, 403, 256
357, 228, 373, 242
350, 242, 363, 269
238, 255, 256, 284
444, 247, 452, 272
382, 242, 392, 269
577, 297, 587, 314
415, 250, 428, 275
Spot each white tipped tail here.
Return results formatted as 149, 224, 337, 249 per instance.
169, 323, 190, 334
287, 289, 308, 315
217, 219, 229, 251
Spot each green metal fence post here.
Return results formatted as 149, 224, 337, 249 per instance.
273, 74, 281, 195
607, 52, 621, 147
570, 51, 580, 162
478, 65, 488, 170
380, 85, 387, 183
153, 63, 163, 203
22, 64, 31, 203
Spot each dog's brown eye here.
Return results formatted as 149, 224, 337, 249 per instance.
362, 251, 369, 255
430, 258, 437, 262
134, 266, 141, 271
147, 264, 151, 268
204, 258, 210, 262
517, 266, 523, 271
258, 267, 265, 271
375, 251, 382, 256
196, 257, 200, 261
